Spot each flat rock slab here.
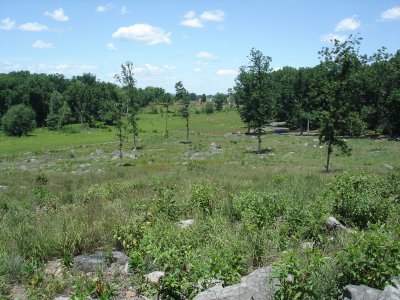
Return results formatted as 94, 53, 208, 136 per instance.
72, 251, 129, 273
193, 267, 276, 300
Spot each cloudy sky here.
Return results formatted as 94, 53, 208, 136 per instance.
1, 0, 399, 94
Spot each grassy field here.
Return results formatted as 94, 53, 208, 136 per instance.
0, 110, 399, 299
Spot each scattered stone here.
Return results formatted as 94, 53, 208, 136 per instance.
54, 296, 71, 300
177, 219, 195, 228
379, 278, 400, 299
209, 143, 223, 154
44, 259, 63, 279
313, 138, 319, 142
145, 271, 165, 285
319, 145, 324, 148
112, 151, 136, 160
125, 290, 137, 298
193, 267, 277, 300
303, 142, 309, 147
91, 149, 105, 156
10, 284, 27, 300
326, 216, 353, 233
17, 164, 27, 171
301, 241, 315, 249
0, 185, 8, 190
384, 164, 394, 170
72, 251, 129, 274
78, 163, 91, 169
187, 151, 207, 160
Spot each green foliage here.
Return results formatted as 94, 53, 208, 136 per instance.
204, 102, 214, 114
273, 248, 326, 300
337, 225, 400, 290
231, 192, 283, 230
190, 181, 221, 216
2, 104, 37, 136
71, 270, 115, 300
155, 186, 180, 221
323, 172, 393, 228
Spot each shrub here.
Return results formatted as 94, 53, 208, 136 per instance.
1, 104, 36, 136
231, 192, 283, 230
273, 247, 326, 300
190, 181, 221, 216
336, 225, 400, 290
323, 172, 393, 228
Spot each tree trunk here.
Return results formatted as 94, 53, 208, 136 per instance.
257, 131, 261, 154
186, 117, 189, 143
326, 143, 332, 172
118, 126, 123, 162
307, 119, 310, 132
247, 123, 250, 134
300, 122, 303, 136
165, 105, 168, 138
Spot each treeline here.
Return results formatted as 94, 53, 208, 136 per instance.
234, 41, 400, 137
0, 37, 399, 138
0, 72, 180, 132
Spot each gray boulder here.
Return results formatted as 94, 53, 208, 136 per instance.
193, 267, 276, 300
343, 285, 382, 300
343, 280, 400, 300
72, 251, 129, 274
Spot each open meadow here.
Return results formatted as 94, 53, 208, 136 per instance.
0, 110, 399, 299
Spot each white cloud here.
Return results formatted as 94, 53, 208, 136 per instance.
180, 18, 203, 28
96, 3, 113, 13
106, 42, 117, 50
184, 11, 196, 19
200, 10, 225, 22
19, 22, 48, 32
197, 51, 217, 60
32, 40, 54, 49
44, 8, 69, 22
194, 67, 201, 73
320, 33, 347, 43
134, 64, 174, 75
35, 64, 96, 75
0, 18, 15, 30
335, 15, 361, 31
112, 23, 171, 45
0, 60, 21, 71
380, 6, 400, 20
217, 69, 238, 76
120, 6, 129, 15
180, 10, 225, 28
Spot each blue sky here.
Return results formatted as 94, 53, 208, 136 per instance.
1, 1, 399, 94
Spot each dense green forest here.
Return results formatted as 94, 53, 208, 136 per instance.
1, 38, 399, 138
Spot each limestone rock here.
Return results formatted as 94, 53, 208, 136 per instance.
177, 219, 195, 228
144, 271, 165, 285
326, 216, 353, 233
193, 267, 276, 300
343, 285, 382, 300
72, 251, 129, 274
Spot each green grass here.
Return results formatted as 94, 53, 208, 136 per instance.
0, 109, 399, 299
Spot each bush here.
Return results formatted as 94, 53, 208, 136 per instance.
231, 192, 284, 230
1, 104, 36, 136
323, 172, 393, 228
336, 225, 400, 290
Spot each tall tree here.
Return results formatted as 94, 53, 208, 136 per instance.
175, 81, 191, 143
234, 48, 274, 153
317, 36, 364, 172
213, 93, 227, 111
160, 92, 174, 138
115, 61, 140, 149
